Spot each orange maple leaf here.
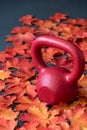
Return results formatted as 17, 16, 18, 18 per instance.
64, 106, 87, 129
0, 118, 17, 130
0, 107, 19, 120
42, 47, 64, 63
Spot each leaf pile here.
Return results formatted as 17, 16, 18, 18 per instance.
0, 12, 87, 130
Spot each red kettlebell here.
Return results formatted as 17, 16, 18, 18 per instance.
31, 35, 85, 105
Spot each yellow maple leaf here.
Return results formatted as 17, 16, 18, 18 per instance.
0, 70, 11, 80
78, 75, 87, 87
78, 75, 87, 97
28, 104, 49, 127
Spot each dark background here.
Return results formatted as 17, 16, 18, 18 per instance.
0, 0, 87, 51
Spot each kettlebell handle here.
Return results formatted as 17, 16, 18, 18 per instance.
31, 35, 85, 84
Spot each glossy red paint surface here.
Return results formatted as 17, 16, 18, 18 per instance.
31, 36, 85, 105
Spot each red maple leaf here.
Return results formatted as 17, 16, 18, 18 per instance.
0, 50, 12, 62
16, 121, 39, 130
5, 57, 34, 72
6, 32, 35, 45
0, 96, 16, 108
11, 26, 35, 34
0, 80, 5, 91
49, 12, 68, 23
5, 81, 37, 99
19, 14, 37, 25
34, 27, 58, 37
67, 18, 87, 27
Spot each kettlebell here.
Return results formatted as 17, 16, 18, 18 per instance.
31, 35, 85, 105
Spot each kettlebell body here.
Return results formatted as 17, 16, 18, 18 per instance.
37, 66, 78, 105
31, 35, 85, 105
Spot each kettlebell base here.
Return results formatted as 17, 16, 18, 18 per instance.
38, 86, 56, 105
38, 83, 79, 105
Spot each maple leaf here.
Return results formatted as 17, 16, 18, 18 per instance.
19, 105, 49, 127
0, 118, 17, 130
16, 121, 39, 130
0, 95, 16, 108
0, 107, 19, 120
76, 113, 87, 129
77, 41, 87, 52
15, 95, 39, 108
81, 50, 87, 63
72, 31, 87, 45
5, 77, 21, 88
13, 69, 35, 81
48, 124, 62, 130
24, 81, 37, 99
0, 80, 5, 91
74, 31, 87, 40
49, 12, 68, 23
33, 18, 44, 26
0, 69, 11, 80
67, 18, 87, 27
54, 55, 73, 71
56, 23, 81, 40
14, 58, 34, 72
18, 100, 69, 129
0, 51, 12, 62
78, 75, 87, 97
69, 123, 80, 130
34, 27, 58, 37
78, 75, 87, 87
4, 46, 17, 58
19, 14, 37, 25
5, 57, 20, 69
13, 43, 29, 55
69, 97, 87, 109
64, 106, 87, 129
12, 44, 29, 55
42, 47, 64, 63
37, 20, 56, 29
57, 23, 80, 34
6, 32, 35, 45
5, 84, 26, 97
15, 99, 51, 128
5, 57, 34, 73
11, 26, 35, 34
5, 81, 37, 99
